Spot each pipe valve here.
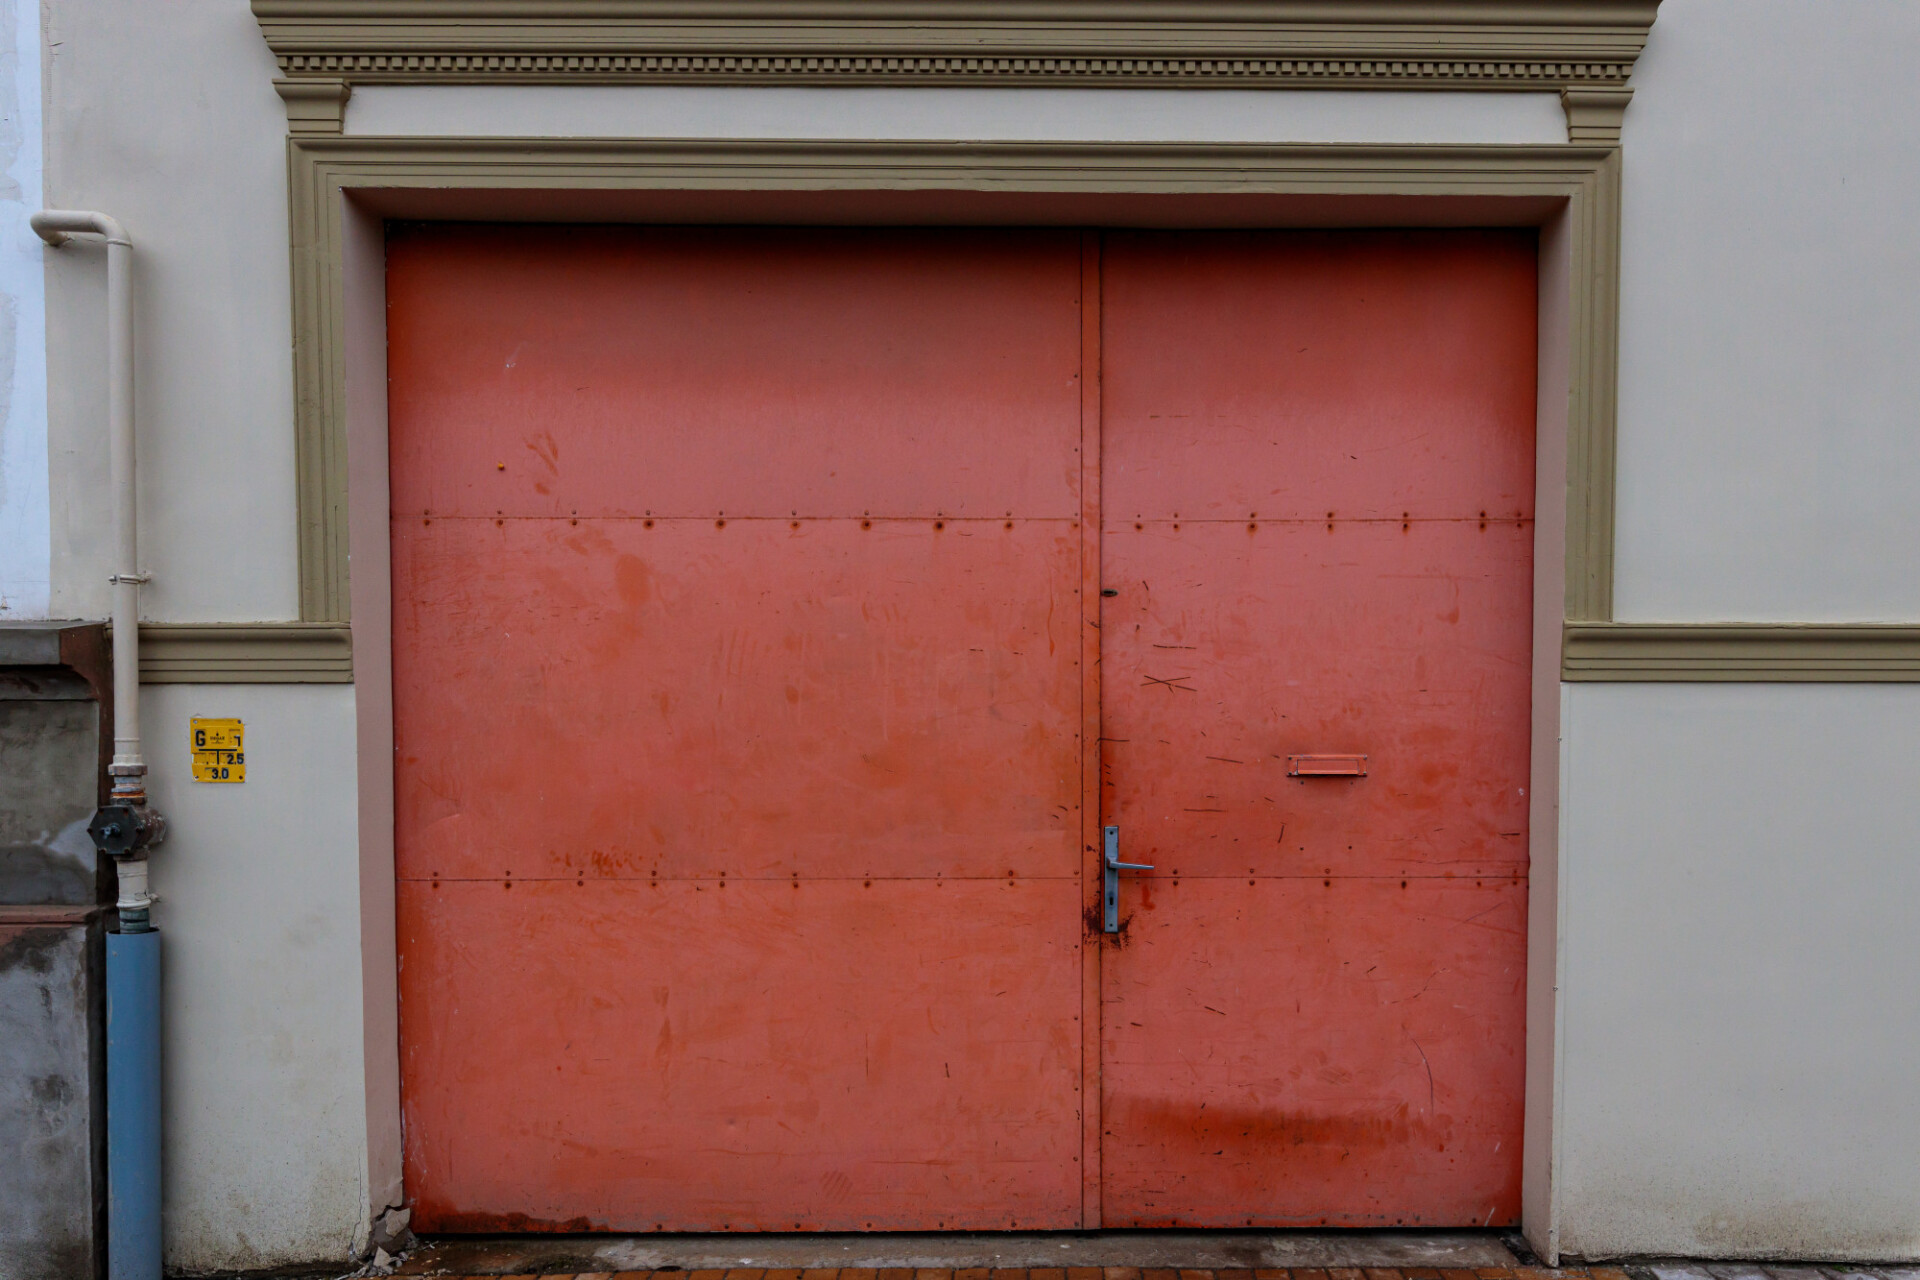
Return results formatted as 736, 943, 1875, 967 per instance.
87, 803, 167, 858
89, 802, 166, 933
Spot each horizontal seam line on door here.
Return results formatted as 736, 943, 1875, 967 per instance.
395, 514, 1083, 522
398, 874, 1084, 882
397, 872, 1525, 883
1108, 516, 1533, 524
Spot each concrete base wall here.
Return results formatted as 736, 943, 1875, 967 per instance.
0, 912, 103, 1280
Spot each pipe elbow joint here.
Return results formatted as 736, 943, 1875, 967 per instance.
31, 208, 130, 248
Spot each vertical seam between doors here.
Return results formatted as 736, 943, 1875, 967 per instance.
1078, 229, 1106, 1229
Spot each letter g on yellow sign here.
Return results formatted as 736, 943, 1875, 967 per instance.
191, 717, 245, 783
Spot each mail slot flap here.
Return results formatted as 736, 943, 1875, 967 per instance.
1288, 753, 1368, 777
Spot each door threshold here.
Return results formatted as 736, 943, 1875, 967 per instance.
395, 1228, 1521, 1276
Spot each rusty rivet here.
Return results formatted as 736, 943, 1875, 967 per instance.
715, 519, 726, 528
643, 519, 654, 528
934, 520, 944, 530
861, 519, 872, 530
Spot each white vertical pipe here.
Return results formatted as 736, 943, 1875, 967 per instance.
31, 210, 142, 782
106, 235, 138, 776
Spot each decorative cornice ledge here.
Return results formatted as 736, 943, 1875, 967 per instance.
1563, 623, 1920, 682
275, 77, 353, 134
1561, 85, 1633, 144
135, 623, 353, 684
253, 2, 1661, 93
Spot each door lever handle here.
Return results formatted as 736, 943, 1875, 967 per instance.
1103, 825, 1152, 933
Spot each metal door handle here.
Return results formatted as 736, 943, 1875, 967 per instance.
1103, 825, 1152, 933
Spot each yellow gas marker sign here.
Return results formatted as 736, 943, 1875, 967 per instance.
191, 718, 245, 782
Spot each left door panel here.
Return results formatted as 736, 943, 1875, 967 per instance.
387, 226, 1088, 1231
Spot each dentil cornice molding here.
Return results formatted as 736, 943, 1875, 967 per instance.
253, 2, 1662, 92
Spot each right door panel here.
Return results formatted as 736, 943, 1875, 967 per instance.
1097, 230, 1538, 1227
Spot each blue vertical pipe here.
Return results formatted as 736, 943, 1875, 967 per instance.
106, 929, 161, 1280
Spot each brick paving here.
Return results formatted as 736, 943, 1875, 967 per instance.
395, 1266, 1920, 1280
374, 1263, 1920, 1280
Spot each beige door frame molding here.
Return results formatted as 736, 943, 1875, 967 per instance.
316, 143, 1600, 1256
286, 136, 1621, 624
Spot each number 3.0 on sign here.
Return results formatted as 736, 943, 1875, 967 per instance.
191, 718, 245, 782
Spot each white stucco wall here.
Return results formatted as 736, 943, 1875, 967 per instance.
345, 84, 1567, 143
0, 0, 45, 617
44, 0, 297, 624
1613, 0, 1920, 622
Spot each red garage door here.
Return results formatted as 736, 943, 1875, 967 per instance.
386, 224, 1534, 1232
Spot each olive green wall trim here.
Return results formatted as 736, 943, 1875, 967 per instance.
137, 623, 354, 684
252, 1, 1659, 91
283, 137, 1624, 632
275, 78, 352, 134
1562, 624, 1920, 682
